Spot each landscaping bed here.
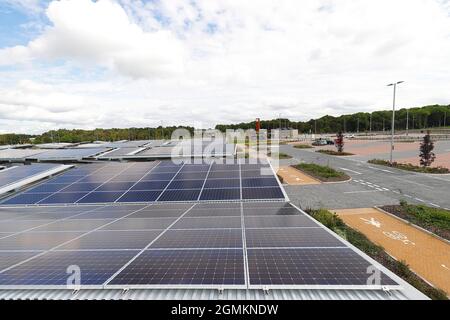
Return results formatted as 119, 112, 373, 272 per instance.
316, 149, 354, 156
380, 202, 450, 241
368, 159, 449, 174
306, 208, 448, 300
293, 163, 350, 182
293, 144, 313, 149
269, 152, 292, 159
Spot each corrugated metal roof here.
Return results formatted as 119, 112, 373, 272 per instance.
0, 288, 417, 300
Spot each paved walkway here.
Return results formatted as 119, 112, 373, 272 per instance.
332, 207, 450, 296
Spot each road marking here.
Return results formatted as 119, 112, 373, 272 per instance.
382, 188, 390, 191
414, 198, 425, 202
344, 190, 383, 194
429, 203, 441, 208
339, 168, 362, 175
381, 169, 393, 173
404, 194, 412, 198
442, 264, 450, 271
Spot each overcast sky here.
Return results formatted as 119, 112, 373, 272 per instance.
1, 0, 450, 134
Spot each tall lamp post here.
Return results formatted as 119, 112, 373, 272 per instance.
387, 81, 404, 164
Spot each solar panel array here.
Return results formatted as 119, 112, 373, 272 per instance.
134, 140, 235, 158
0, 202, 399, 288
26, 148, 109, 161
2, 160, 286, 205
0, 164, 62, 191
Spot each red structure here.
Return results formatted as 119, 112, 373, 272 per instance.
256, 118, 261, 133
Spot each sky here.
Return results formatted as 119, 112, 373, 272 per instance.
0, 0, 450, 134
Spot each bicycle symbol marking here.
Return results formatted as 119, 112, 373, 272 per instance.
383, 231, 415, 245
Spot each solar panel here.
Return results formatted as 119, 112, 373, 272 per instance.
245, 228, 346, 248
1, 160, 286, 205
116, 191, 162, 203
0, 231, 84, 250
0, 164, 68, 196
100, 218, 175, 231
244, 216, 320, 228
247, 248, 398, 286
0, 250, 138, 286
33, 219, 113, 232
171, 217, 242, 229
157, 189, 201, 202
60, 230, 163, 250
185, 208, 241, 217
150, 229, 242, 248
108, 249, 245, 286
242, 187, 285, 200
25, 148, 108, 161
0, 202, 402, 289
199, 188, 241, 200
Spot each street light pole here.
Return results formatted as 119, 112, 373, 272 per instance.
387, 81, 404, 164
406, 108, 409, 136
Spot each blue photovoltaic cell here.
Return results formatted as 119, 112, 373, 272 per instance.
77, 175, 115, 183
49, 176, 82, 184
158, 189, 201, 202
131, 181, 169, 190
150, 166, 181, 173
117, 191, 162, 203
77, 192, 123, 204
208, 171, 240, 179
174, 172, 207, 180
62, 183, 103, 192
25, 183, 70, 193
3, 193, 53, 205
95, 182, 135, 191
242, 187, 285, 200
180, 165, 210, 172
0, 252, 41, 271
0, 250, 138, 286
204, 179, 240, 189
211, 164, 240, 171
242, 178, 279, 188
142, 173, 176, 181
167, 180, 204, 189
108, 249, 245, 286
39, 192, 88, 204
200, 188, 240, 201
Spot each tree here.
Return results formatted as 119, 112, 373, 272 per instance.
419, 130, 435, 167
335, 131, 344, 153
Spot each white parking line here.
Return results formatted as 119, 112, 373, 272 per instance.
339, 168, 362, 175
414, 198, 425, 202
429, 203, 441, 208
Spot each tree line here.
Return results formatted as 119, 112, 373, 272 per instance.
215, 105, 450, 134
0, 126, 194, 145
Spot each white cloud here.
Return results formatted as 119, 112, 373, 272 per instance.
0, 0, 186, 79
0, 0, 450, 133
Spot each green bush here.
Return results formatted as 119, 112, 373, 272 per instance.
294, 163, 347, 180
293, 144, 313, 149
368, 159, 449, 174
316, 149, 354, 156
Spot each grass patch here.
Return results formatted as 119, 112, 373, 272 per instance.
368, 159, 449, 174
381, 202, 450, 241
269, 152, 292, 159
293, 144, 313, 149
306, 209, 448, 300
293, 163, 349, 182
316, 149, 354, 156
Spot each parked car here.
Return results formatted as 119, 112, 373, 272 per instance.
312, 139, 328, 146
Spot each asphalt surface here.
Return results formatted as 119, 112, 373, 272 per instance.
279, 144, 450, 210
